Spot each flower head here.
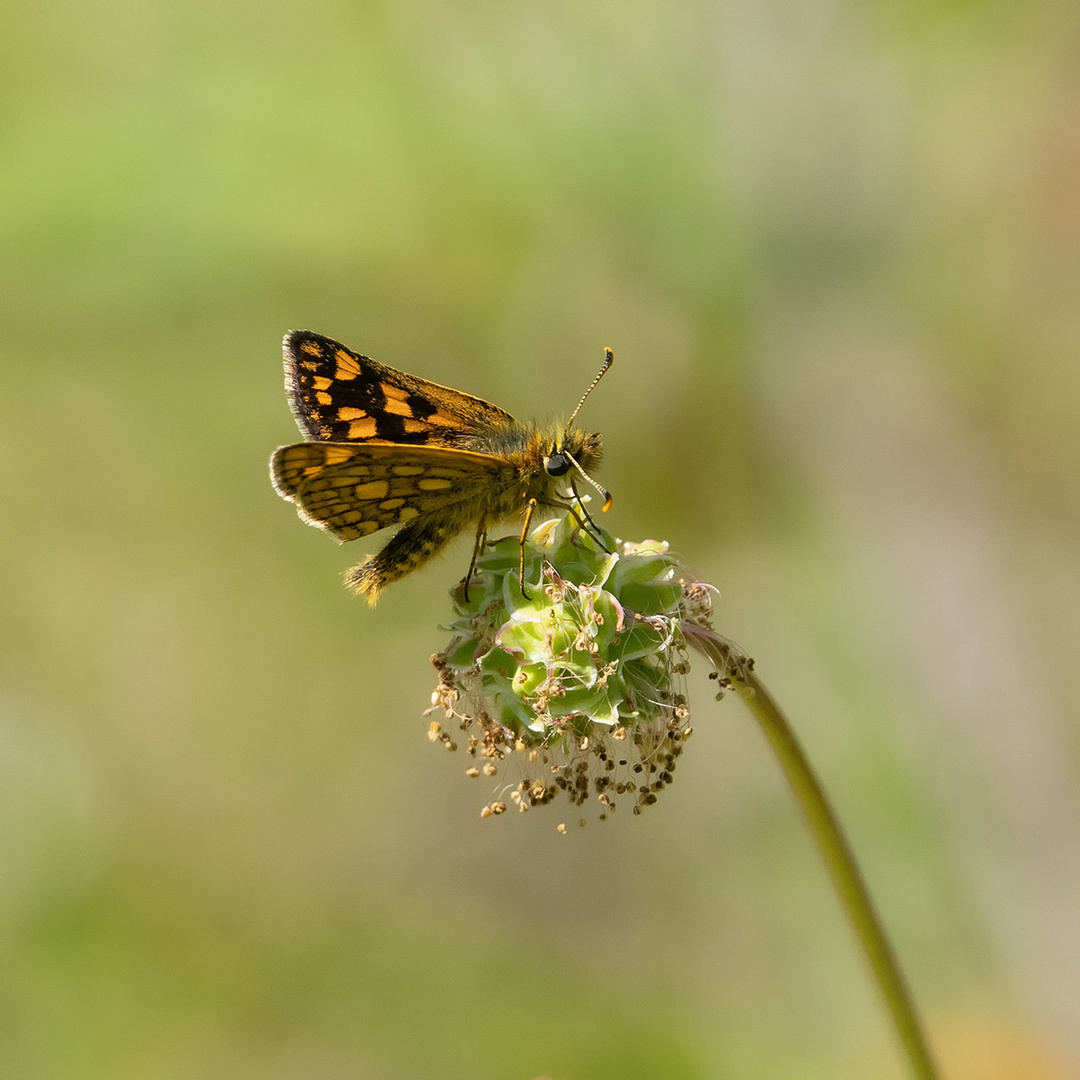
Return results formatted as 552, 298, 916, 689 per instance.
426, 511, 719, 825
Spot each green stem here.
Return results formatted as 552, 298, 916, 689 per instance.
683, 624, 941, 1080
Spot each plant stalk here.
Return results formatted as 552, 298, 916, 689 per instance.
683, 623, 941, 1080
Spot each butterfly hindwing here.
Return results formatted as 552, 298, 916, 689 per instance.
269, 441, 512, 542
283, 330, 515, 445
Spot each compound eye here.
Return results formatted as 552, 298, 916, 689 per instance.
545, 450, 572, 477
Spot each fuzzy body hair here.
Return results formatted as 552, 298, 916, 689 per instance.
346, 421, 602, 604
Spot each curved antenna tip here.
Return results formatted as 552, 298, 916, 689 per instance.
566, 346, 616, 429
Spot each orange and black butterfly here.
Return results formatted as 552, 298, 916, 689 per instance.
270, 331, 613, 604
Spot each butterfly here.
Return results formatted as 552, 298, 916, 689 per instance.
269, 331, 613, 604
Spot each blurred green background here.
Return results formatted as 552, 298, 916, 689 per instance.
2, 1, 1079, 1077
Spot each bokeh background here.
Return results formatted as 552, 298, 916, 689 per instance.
2, 1, 1079, 1077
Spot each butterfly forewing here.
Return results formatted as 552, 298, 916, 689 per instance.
283, 330, 515, 445
271, 441, 511, 542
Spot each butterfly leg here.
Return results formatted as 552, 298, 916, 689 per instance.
462, 520, 488, 603
518, 499, 538, 600
565, 481, 613, 552
547, 496, 592, 541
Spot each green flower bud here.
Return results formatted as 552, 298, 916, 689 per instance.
426, 511, 715, 825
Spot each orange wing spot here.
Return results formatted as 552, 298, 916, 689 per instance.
427, 412, 462, 427
348, 417, 378, 438
383, 397, 415, 418
334, 350, 361, 380
300, 341, 322, 356
381, 383, 411, 402
355, 520, 379, 537
417, 477, 453, 490
316, 392, 332, 405
398, 507, 420, 523
323, 445, 357, 465
341, 510, 364, 524
300, 359, 318, 371
354, 480, 390, 500
336, 406, 366, 421
312, 376, 333, 391
379, 498, 406, 510
402, 418, 429, 433
392, 465, 424, 476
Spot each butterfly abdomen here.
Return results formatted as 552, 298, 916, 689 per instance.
345, 515, 464, 604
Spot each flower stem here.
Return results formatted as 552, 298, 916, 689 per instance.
684, 624, 941, 1080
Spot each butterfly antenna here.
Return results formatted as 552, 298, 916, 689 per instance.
562, 449, 613, 513
565, 347, 614, 430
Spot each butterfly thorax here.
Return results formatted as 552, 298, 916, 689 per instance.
457, 420, 601, 504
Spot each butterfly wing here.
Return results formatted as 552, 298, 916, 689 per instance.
270, 441, 514, 542
283, 330, 515, 445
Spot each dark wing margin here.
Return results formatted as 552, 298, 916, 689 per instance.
282, 330, 515, 444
